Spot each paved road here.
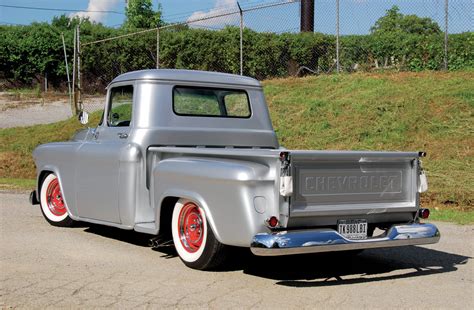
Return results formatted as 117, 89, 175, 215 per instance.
1, 192, 473, 309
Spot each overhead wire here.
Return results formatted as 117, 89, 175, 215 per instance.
0, 4, 125, 15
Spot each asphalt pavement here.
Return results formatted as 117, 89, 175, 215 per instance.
1, 192, 473, 309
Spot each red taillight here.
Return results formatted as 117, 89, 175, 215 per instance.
419, 208, 430, 219
268, 216, 279, 228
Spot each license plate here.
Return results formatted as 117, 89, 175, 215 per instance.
337, 219, 368, 240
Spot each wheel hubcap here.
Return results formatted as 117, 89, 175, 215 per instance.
46, 178, 66, 216
178, 203, 204, 253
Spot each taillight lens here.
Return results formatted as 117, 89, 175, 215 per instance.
419, 208, 430, 219
268, 216, 279, 227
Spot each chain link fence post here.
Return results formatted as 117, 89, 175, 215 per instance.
77, 25, 82, 113
72, 27, 77, 114
444, 0, 449, 70
156, 28, 160, 69
61, 33, 74, 116
237, 2, 243, 76
336, 0, 340, 73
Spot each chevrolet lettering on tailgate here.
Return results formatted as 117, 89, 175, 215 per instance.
303, 172, 402, 195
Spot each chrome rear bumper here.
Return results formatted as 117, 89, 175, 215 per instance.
250, 223, 440, 256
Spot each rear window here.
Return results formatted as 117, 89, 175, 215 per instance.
173, 86, 251, 118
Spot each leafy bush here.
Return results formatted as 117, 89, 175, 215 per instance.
0, 13, 472, 92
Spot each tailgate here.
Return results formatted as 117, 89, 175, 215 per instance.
289, 151, 419, 217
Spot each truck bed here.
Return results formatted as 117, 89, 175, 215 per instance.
149, 147, 421, 228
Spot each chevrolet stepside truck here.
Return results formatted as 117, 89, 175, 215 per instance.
31, 69, 439, 270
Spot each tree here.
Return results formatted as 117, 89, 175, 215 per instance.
124, 0, 163, 30
369, 6, 443, 70
371, 6, 441, 35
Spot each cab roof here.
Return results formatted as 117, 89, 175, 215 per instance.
110, 69, 261, 88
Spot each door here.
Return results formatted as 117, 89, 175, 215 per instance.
75, 85, 134, 223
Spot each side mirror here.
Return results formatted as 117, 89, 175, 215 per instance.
78, 111, 89, 125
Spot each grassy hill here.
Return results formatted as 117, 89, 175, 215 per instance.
264, 71, 473, 212
1, 71, 473, 222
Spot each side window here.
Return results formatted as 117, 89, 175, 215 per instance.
174, 88, 220, 116
108, 86, 133, 127
224, 92, 250, 117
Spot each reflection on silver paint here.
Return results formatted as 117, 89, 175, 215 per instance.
253, 196, 266, 214
250, 223, 440, 256
32, 69, 435, 251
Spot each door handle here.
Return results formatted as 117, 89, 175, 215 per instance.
117, 133, 128, 139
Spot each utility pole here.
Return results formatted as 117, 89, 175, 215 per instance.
300, 0, 314, 32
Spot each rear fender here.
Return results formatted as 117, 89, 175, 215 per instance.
152, 156, 276, 246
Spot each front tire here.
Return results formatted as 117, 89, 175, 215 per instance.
39, 173, 74, 227
171, 199, 228, 270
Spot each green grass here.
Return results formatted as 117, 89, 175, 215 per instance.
5, 86, 42, 98
0, 178, 36, 191
429, 208, 474, 225
0, 71, 473, 224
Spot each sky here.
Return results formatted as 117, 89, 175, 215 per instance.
0, 0, 472, 35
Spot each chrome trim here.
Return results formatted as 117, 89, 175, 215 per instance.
250, 223, 440, 256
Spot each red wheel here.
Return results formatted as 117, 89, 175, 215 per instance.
45, 177, 67, 217
39, 173, 74, 227
177, 202, 204, 253
171, 199, 229, 270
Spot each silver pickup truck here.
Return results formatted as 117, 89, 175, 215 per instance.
31, 69, 439, 270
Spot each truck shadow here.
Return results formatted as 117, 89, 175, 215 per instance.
241, 247, 470, 287
80, 224, 469, 286
81, 223, 153, 247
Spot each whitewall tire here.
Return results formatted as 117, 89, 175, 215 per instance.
39, 173, 74, 227
172, 199, 208, 263
171, 198, 229, 270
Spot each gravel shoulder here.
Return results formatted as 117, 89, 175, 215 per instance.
0, 192, 473, 309
0, 101, 73, 128
0, 92, 103, 128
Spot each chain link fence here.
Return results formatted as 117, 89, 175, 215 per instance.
76, 0, 473, 113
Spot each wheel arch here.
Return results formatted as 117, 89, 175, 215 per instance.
156, 191, 222, 244
37, 166, 61, 194
37, 170, 52, 193
156, 196, 179, 240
